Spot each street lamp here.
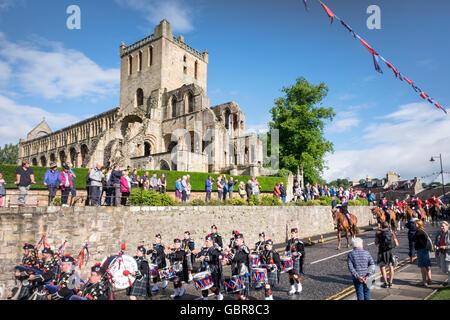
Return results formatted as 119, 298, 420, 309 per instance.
430, 154, 446, 199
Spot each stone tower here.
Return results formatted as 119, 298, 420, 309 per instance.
119, 19, 209, 115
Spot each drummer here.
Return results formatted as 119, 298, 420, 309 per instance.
70, 263, 109, 300
165, 238, 185, 298
259, 239, 281, 300
284, 227, 305, 295
148, 234, 168, 292
210, 224, 224, 251
225, 233, 251, 300
126, 245, 151, 300
252, 232, 266, 289
195, 234, 224, 300
182, 231, 196, 283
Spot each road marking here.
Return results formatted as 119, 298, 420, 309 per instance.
310, 249, 353, 265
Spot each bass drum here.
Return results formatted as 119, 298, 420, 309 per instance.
101, 254, 138, 290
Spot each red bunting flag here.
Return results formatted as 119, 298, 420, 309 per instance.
320, 2, 334, 23
358, 36, 378, 55
420, 92, 428, 99
384, 60, 399, 78
435, 103, 447, 114
403, 76, 414, 85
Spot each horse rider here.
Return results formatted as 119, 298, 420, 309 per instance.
379, 196, 391, 225
336, 196, 352, 226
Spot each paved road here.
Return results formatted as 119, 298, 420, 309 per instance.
115, 220, 447, 300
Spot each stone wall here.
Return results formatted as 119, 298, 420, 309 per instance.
0, 205, 375, 299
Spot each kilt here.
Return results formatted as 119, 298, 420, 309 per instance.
289, 258, 301, 276
266, 270, 279, 287
171, 271, 184, 283
241, 275, 250, 297
184, 253, 193, 271
34, 290, 49, 300
126, 275, 149, 297
17, 284, 32, 300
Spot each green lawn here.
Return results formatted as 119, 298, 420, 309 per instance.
430, 285, 450, 300
0, 164, 286, 192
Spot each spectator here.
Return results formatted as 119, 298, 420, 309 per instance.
110, 165, 123, 207
347, 237, 375, 300
273, 183, 281, 199
186, 181, 191, 202
158, 173, 167, 194
0, 172, 6, 208
238, 181, 246, 199
150, 172, 158, 192
279, 182, 287, 204
186, 174, 191, 185
104, 167, 113, 206
120, 171, 130, 206
14, 160, 36, 207
181, 176, 188, 202
59, 164, 73, 207
205, 175, 214, 203
251, 176, 260, 199
130, 170, 140, 189
435, 221, 450, 285
228, 177, 238, 199
43, 163, 61, 206
217, 176, 224, 201
405, 215, 419, 264
175, 177, 182, 200
88, 164, 104, 206
413, 220, 432, 286
140, 171, 150, 190
293, 182, 301, 202
367, 191, 375, 206
375, 221, 399, 288
85, 169, 91, 206
223, 178, 229, 201
245, 180, 252, 201
67, 163, 77, 206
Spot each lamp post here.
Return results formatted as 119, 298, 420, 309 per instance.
430, 154, 446, 199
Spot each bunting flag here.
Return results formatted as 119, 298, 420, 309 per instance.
74, 243, 89, 270
340, 20, 356, 38
357, 35, 378, 55
300, 0, 447, 114
320, 1, 334, 23
372, 54, 383, 74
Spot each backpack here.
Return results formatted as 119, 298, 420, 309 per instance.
379, 230, 394, 251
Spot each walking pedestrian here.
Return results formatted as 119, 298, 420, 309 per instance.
375, 221, 399, 288
405, 215, 419, 263
347, 237, 375, 300
43, 163, 60, 206
412, 220, 433, 286
0, 172, 6, 208
205, 175, 214, 202
59, 164, 73, 207
14, 160, 36, 207
434, 221, 450, 285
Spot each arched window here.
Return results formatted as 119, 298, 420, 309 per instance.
32, 158, 38, 166
148, 46, 153, 66
128, 56, 133, 75
171, 97, 177, 118
194, 61, 198, 80
188, 93, 194, 113
144, 142, 151, 157
136, 88, 144, 106
138, 51, 142, 71
40, 156, 47, 167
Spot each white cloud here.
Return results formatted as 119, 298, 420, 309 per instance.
323, 102, 450, 182
0, 94, 80, 145
0, 33, 119, 100
246, 123, 269, 134
115, 0, 194, 33
327, 110, 360, 133
0, 60, 10, 82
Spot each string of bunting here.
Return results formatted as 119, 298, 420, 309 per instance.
301, 0, 447, 114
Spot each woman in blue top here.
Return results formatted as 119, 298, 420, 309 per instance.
405, 216, 419, 264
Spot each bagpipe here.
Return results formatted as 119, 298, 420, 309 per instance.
74, 241, 89, 270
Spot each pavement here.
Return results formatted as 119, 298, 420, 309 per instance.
113, 219, 449, 300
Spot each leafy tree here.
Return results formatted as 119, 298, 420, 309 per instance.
328, 178, 351, 189
268, 77, 335, 184
0, 144, 19, 164
359, 179, 366, 185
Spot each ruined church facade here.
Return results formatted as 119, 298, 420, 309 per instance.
18, 20, 264, 175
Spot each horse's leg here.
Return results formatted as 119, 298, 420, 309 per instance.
337, 229, 341, 250
345, 229, 350, 248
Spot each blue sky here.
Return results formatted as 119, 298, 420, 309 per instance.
0, 0, 449, 183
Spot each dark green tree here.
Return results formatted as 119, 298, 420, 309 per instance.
268, 77, 335, 184
0, 143, 19, 164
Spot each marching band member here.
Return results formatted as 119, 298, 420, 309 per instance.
165, 238, 185, 298
285, 228, 305, 295
46, 255, 77, 300
28, 247, 58, 299
253, 232, 266, 254
148, 234, 168, 292
126, 245, 151, 299
22, 243, 39, 267
70, 263, 108, 300
195, 234, 224, 300
210, 224, 223, 251
226, 233, 251, 300
182, 231, 195, 283
228, 230, 239, 251
12, 243, 40, 299
259, 239, 281, 300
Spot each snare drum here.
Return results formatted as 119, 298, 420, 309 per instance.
249, 254, 260, 267
159, 266, 176, 280
251, 268, 268, 283
192, 271, 214, 291
280, 255, 293, 271
223, 276, 246, 294
149, 264, 159, 279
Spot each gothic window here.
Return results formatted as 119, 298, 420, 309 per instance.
144, 142, 151, 156
171, 97, 177, 118
136, 88, 144, 106
128, 56, 133, 75
188, 93, 194, 113
183, 55, 187, 62
138, 51, 142, 71
148, 46, 153, 66
194, 61, 198, 80
183, 66, 187, 74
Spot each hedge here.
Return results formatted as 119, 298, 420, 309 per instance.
0, 164, 287, 193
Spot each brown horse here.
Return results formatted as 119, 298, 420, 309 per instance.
331, 209, 359, 249
371, 207, 397, 231
403, 204, 427, 223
